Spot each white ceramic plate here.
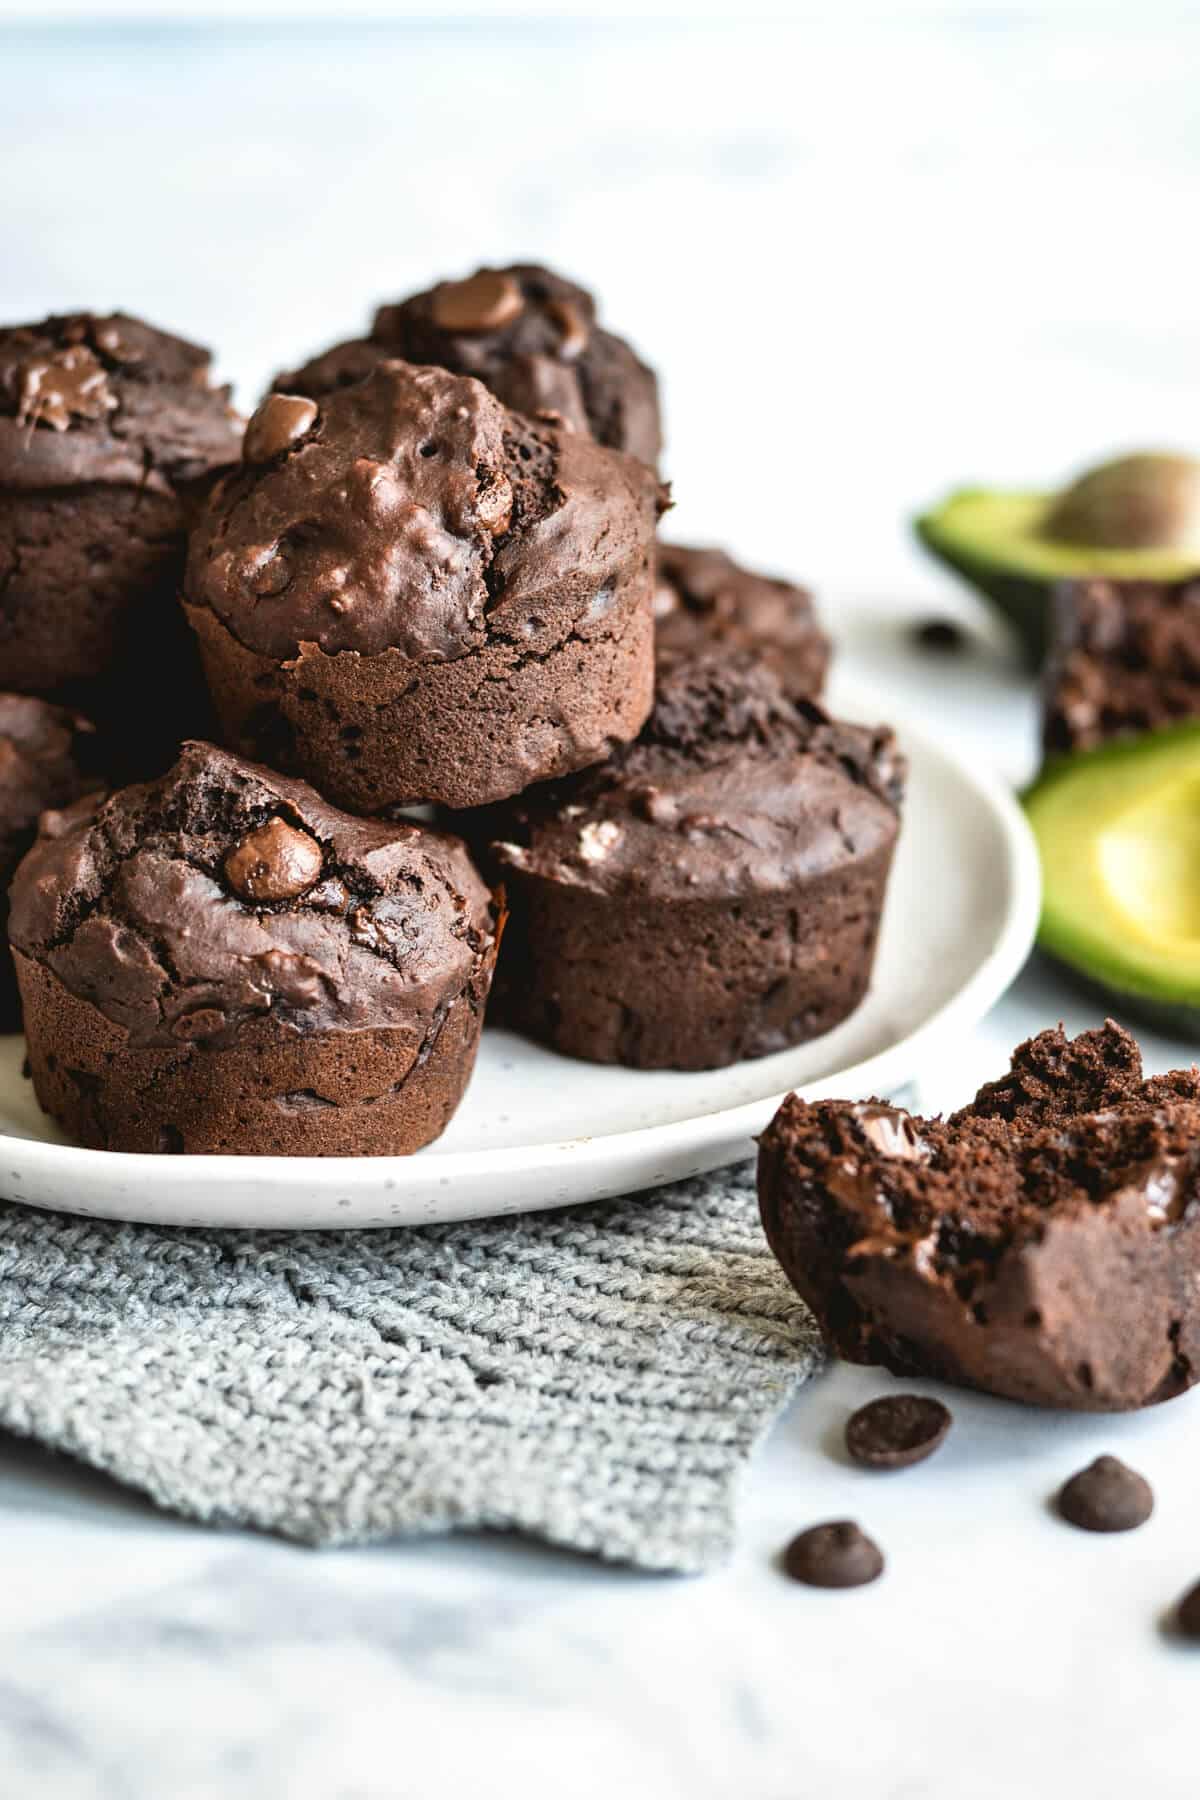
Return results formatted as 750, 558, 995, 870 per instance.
0, 677, 1040, 1230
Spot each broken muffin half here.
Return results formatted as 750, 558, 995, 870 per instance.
758, 1021, 1200, 1410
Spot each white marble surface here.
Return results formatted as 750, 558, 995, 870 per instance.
3, 14, 1200, 1797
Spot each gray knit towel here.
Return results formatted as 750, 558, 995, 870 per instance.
0, 1163, 823, 1573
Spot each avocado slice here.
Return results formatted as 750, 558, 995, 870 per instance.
916, 454, 1200, 666
1025, 721, 1200, 1035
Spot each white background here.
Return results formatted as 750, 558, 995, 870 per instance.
2, 11, 1200, 1798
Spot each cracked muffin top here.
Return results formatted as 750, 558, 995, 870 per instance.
275, 262, 662, 467
0, 312, 242, 494
490, 653, 904, 903
8, 740, 496, 1051
186, 358, 663, 663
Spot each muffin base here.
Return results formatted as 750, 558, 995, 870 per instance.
183, 585, 655, 813
15, 952, 491, 1156
497, 848, 896, 1071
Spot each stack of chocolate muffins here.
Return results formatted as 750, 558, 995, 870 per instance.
0, 266, 905, 1156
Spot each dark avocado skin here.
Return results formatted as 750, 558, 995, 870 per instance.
914, 511, 1050, 667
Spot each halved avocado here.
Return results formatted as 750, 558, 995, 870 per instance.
916, 454, 1200, 666
1025, 722, 1200, 1035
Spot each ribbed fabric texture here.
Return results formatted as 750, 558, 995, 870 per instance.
0, 1163, 822, 1573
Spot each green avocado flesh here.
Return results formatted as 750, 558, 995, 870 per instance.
915, 489, 1200, 665
1025, 724, 1200, 1028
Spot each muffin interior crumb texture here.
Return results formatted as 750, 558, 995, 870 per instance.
759, 1021, 1200, 1409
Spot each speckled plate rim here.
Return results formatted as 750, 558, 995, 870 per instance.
0, 704, 1041, 1230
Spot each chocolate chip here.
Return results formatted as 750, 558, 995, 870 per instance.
913, 618, 966, 654
243, 393, 318, 465
224, 817, 323, 903
845, 1394, 951, 1470
248, 547, 292, 598
1056, 1456, 1154, 1532
851, 1103, 930, 1162
1175, 1580, 1200, 1639
547, 296, 590, 360
15, 345, 115, 432
430, 271, 525, 334
782, 1521, 884, 1588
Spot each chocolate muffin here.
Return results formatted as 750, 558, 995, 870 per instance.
276, 263, 662, 467
10, 741, 498, 1156
0, 694, 100, 1030
759, 1021, 1200, 1411
488, 655, 904, 1070
0, 312, 241, 762
654, 543, 829, 699
184, 361, 662, 812
1044, 577, 1200, 754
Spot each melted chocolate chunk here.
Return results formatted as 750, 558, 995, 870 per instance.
14, 344, 114, 432
224, 816, 324, 902
851, 1102, 930, 1161
430, 270, 525, 333
243, 393, 318, 465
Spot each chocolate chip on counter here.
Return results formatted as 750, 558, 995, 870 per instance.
1175, 1580, 1200, 1640
1056, 1456, 1154, 1532
224, 817, 324, 903
547, 296, 590, 360
913, 617, 966, 654
845, 1394, 952, 1470
782, 1521, 884, 1588
430, 270, 525, 334
243, 393, 319, 465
